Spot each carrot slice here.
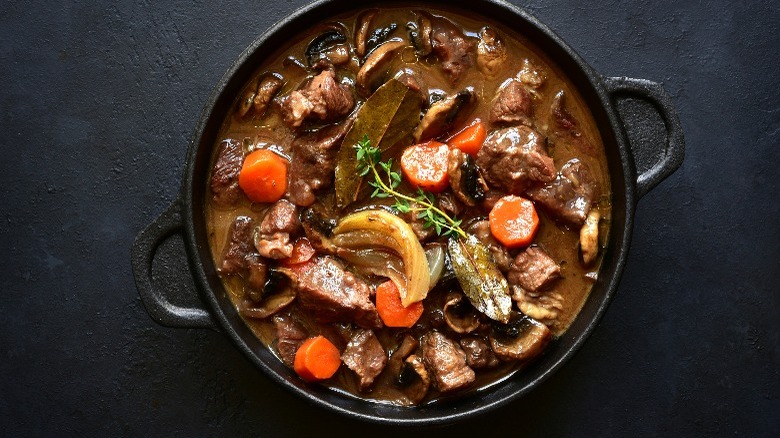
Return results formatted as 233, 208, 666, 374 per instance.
400, 141, 450, 193
375, 280, 424, 328
281, 238, 316, 267
238, 149, 288, 203
293, 335, 341, 382
447, 119, 486, 156
488, 195, 540, 248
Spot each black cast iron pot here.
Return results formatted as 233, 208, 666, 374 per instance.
131, 0, 684, 425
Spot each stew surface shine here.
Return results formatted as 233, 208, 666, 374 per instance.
206, 6, 611, 405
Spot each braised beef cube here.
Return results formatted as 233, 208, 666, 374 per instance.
273, 314, 308, 367
254, 199, 301, 259
210, 139, 245, 206
287, 118, 355, 207
527, 158, 597, 227
292, 257, 382, 329
466, 220, 512, 272
420, 331, 475, 392
279, 68, 355, 129
508, 246, 561, 292
341, 329, 387, 390
476, 125, 556, 194
431, 17, 474, 84
459, 336, 500, 369
489, 79, 533, 126
219, 216, 255, 275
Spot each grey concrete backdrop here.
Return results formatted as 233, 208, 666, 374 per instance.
1, 0, 777, 436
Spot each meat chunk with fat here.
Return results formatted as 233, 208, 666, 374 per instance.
476, 125, 556, 194
289, 256, 382, 329
431, 17, 474, 84
526, 158, 597, 227
219, 216, 256, 275
279, 68, 355, 128
489, 79, 533, 126
273, 314, 308, 367
420, 331, 475, 392
210, 139, 244, 206
507, 246, 561, 292
286, 117, 355, 206
341, 329, 387, 390
254, 199, 300, 259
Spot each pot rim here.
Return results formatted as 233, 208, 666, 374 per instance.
179, 0, 637, 425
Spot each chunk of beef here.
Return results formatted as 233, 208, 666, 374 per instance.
447, 148, 487, 207
550, 90, 597, 155
459, 336, 500, 369
507, 246, 560, 292
476, 26, 507, 78
431, 17, 474, 84
489, 79, 533, 126
466, 220, 512, 272
254, 199, 300, 259
273, 314, 308, 367
219, 216, 255, 275
341, 329, 387, 390
527, 158, 597, 227
210, 139, 244, 206
420, 331, 475, 392
279, 68, 355, 128
512, 286, 564, 327
290, 256, 382, 329
287, 117, 355, 206
244, 254, 268, 301
476, 125, 556, 194
517, 58, 546, 90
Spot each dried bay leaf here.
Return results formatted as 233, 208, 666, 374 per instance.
447, 234, 512, 323
335, 79, 422, 207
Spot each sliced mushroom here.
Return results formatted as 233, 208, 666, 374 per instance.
355, 9, 378, 58
551, 90, 577, 131
235, 85, 256, 119
407, 11, 433, 57
305, 28, 351, 67
443, 292, 481, 334
356, 39, 405, 95
252, 73, 284, 117
580, 208, 600, 265
476, 26, 507, 78
239, 285, 297, 320
511, 286, 563, 326
459, 336, 500, 369
413, 88, 475, 142
364, 24, 399, 58
387, 335, 419, 378
397, 354, 431, 404
489, 313, 552, 361
447, 147, 488, 207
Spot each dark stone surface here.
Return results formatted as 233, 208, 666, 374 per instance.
1, 0, 777, 436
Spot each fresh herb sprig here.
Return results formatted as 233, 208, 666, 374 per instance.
355, 135, 466, 239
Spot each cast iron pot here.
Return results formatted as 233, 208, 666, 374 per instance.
131, 0, 684, 425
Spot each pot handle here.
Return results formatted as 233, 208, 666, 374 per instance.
131, 199, 218, 330
604, 76, 685, 198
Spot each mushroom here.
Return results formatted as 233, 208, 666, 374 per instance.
253, 73, 284, 117
443, 292, 481, 334
407, 11, 433, 57
239, 286, 296, 319
413, 89, 475, 142
489, 313, 552, 361
447, 148, 488, 207
356, 39, 405, 95
476, 26, 507, 78
580, 208, 600, 265
355, 9, 378, 58
305, 28, 351, 67
397, 354, 431, 404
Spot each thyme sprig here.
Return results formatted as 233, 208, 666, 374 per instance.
355, 135, 466, 239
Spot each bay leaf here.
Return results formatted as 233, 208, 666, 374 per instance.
447, 234, 512, 323
335, 78, 422, 207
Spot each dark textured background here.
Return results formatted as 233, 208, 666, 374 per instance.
1, 0, 778, 436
